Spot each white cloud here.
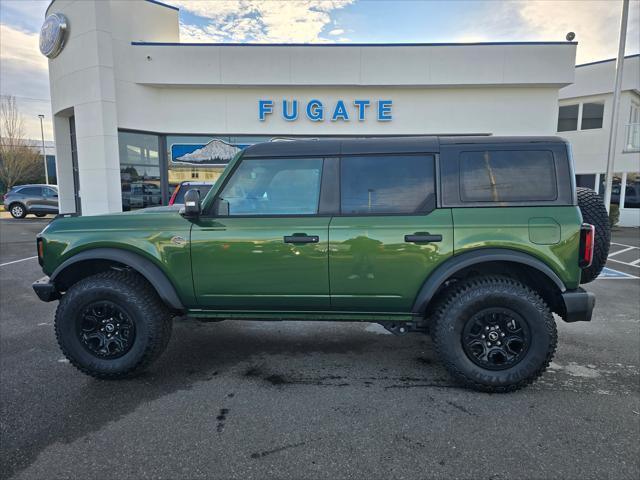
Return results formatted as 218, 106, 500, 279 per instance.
328, 28, 344, 36
0, 24, 53, 140
172, 0, 354, 43
455, 0, 640, 64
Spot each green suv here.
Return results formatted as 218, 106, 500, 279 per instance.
33, 137, 610, 392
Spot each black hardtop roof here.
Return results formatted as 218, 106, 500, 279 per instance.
241, 136, 567, 158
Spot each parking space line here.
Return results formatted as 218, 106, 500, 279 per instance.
608, 258, 640, 268
611, 242, 639, 249
0, 256, 37, 267
608, 246, 636, 257
631, 259, 640, 266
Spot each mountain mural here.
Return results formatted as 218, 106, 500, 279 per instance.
174, 139, 241, 165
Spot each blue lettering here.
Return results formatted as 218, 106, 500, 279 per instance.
331, 100, 350, 121
306, 99, 324, 121
258, 100, 273, 121
282, 99, 298, 121
353, 100, 370, 121
377, 100, 392, 121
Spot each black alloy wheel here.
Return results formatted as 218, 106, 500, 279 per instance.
78, 300, 136, 359
462, 307, 530, 370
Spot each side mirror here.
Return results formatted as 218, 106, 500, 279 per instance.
216, 198, 230, 216
180, 189, 201, 218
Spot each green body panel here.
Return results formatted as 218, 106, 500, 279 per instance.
452, 206, 582, 289
37, 144, 583, 317
39, 208, 197, 306
190, 217, 330, 309
328, 209, 454, 311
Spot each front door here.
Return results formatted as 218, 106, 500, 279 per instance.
191, 156, 331, 310
329, 154, 453, 312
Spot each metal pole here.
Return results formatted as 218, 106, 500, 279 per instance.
38, 114, 49, 185
602, 0, 629, 213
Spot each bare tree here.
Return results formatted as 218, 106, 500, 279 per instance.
0, 95, 42, 190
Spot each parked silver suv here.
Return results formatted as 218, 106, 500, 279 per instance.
3, 184, 59, 218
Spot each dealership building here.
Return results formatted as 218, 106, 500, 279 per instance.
42, 0, 639, 225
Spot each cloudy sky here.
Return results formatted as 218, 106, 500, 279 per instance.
1, 0, 638, 141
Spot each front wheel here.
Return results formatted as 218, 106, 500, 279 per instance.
431, 276, 557, 393
54, 271, 172, 379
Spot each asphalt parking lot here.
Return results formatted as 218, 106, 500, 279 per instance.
1, 217, 638, 480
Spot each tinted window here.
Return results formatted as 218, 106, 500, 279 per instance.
558, 104, 579, 132
220, 158, 323, 215
460, 150, 557, 202
175, 184, 213, 204
581, 102, 604, 130
340, 155, 435, 215
18, 187, 42, 196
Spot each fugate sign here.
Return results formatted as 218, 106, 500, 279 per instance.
259, 99, 393, 122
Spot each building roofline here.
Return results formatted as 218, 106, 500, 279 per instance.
46, 0, 178, 16
131, 41, 578, 47
576, 53, 639, 68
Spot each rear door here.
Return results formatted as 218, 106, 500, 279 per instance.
191, 156, 332, 310
42, 186, 59, 212
329, 154, 453, 312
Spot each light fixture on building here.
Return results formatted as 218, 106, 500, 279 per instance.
566, 32, 576, 42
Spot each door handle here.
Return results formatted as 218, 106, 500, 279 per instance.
404, 233, 442, 243
284, 233, 319, 244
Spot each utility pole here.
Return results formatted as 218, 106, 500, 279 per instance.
602, 0, 629, 213
38, 114, 49, 185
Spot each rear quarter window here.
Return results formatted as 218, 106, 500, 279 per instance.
459, 150, 557, 203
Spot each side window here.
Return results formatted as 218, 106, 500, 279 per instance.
581, 102, 604, 130
557, 104, 579, 132
459, 150, 557, 202
220, 158, 323, 215
18, 187, 43, 196
43, 187, 57, 197
340, 155, 435, 215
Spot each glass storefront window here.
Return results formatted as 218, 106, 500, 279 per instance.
118, 131, 161, 210
166, 135, 271, 200
624, 173, 640, 209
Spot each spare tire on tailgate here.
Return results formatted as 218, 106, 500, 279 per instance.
577, 187, 611, 284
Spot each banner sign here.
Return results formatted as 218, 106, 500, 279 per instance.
170, 139, 250, 166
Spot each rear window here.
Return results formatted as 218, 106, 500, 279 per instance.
459, 150, 557, 203
340, 155, 435, 215
174, 184, 213, 204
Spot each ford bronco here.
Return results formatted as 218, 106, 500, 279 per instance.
33, 136, 610, 392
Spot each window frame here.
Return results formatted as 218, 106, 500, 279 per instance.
457, 149, 559, 204
557, 104, 580, 132
580, 101, 605, 130
336, 152, 438, 217
206, 155, 332, 218
439, 143, 575, 208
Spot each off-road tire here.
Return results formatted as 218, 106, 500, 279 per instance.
431, 276, 557, 393
55, 270, 172, 379
577, 187, 610, 284
9, 203, 27, 219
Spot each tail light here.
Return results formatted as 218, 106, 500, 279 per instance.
579, 223, 595, 268
168, 185, 180, 205
37, 238, 44, 266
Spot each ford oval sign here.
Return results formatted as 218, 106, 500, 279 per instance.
39, 13, 68, 58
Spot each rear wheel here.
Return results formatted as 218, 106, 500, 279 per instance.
431, 276, 557, 393
577, 187, 610, 284
54, 270, 172, 379
9, 203, 26, 219
34, 213, 46, 217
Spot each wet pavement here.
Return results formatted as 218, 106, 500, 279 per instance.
1, 218, 638, 479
